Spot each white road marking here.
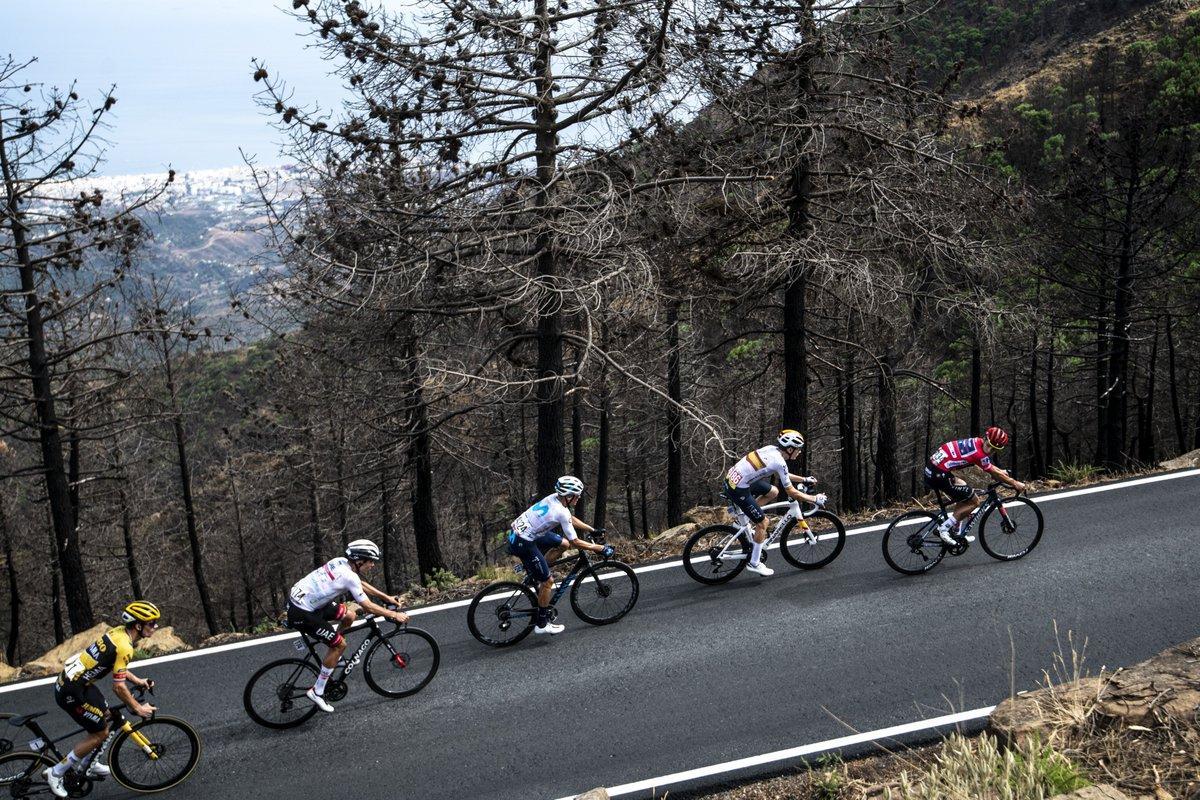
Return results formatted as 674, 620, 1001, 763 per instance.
1, 469, 1195, 696
551, 705, 996, 799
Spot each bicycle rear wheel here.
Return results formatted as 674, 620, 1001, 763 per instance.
110, 716, 200, 792
979, 497, 1044, 561
0, 751, 57, 797
779, 510, 846, 569
364, 627, 440, 698
243, 658, 320, 729
571, 561, 639, 625
882, 511, 947, 575
467, 582, 537, 647
682, 524, 749, 584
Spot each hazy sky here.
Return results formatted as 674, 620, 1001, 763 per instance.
5, 0, 351, 175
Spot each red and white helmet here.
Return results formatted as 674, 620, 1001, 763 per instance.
985, 426, 1010, 448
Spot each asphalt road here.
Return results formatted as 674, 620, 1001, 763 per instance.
3, 472, 1198, 800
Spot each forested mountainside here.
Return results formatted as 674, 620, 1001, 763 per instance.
2, 0, 1197, 656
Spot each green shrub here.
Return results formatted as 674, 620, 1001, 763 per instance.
474, 564, 518, 583
887, 733, 1089, 800
1048, 461, 1103, 484
423, 567, 459, 590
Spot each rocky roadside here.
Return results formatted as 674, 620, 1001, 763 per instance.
568, 635, 1200, 800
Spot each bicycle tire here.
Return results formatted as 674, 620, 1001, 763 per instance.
0, 712, 14, 756
682, 524, 750, 584
243, 658, 320, 729
110, 716, 200, 793
0, 751, 57, 796
779, 510, 847, 569
979, 497, 1044, 561
570, 560, 639, 625
882, 511, 947, 575
364, 627, 440, 698
467, 581, 538, 647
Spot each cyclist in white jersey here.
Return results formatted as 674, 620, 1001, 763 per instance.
506, 475, 613, 635
287, 539, 409, 712
724, 430, 827, 577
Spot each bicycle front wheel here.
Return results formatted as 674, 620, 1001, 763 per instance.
467, 581, 538, 647
682, 524, 749, 584
882, 511, 946, 575
0, 751, 57, 797
243, 658, 320, 729
979, 497, 1044, 561
779, 510, 846, 569
110, 716, 201, 793
571, 561, 639, 625
364, 627, 440, 698
0, 712, 14, 756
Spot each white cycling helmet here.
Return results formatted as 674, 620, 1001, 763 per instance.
346, 539, 382, 562
555, 475, 585, 496
777, 429, 805, 449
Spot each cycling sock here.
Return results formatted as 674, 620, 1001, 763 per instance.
938, 516, 956, 532
53, 751, 82, 777
749, 539, 764, 566
314, 665, 334, 694
535, 606, 550, 627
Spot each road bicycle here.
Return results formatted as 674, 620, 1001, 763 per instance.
681, 487, 847, 585
467, 531, 639, 647
242, 606, 440, 729
881, 480, 1044, 575
0, 686, 200, 796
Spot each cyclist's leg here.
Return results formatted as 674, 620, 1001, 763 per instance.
751, 479, 778, 505
726, 485, 767, 563
50, 683, 109, 778
287, 602, 347, 695
509, 537, 555, 627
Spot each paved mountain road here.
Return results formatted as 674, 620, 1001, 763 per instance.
3, 473, 1198, 800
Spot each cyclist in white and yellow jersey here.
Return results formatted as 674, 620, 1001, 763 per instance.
724, 430, 827, 577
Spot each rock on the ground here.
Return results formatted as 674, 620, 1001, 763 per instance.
1160, 448, 1200, 469
199, 632, 256, 648
683, 505, 730, 527
0, 658, 20, 684
1050, 785, 1133, 800
22, 622, 111, 678
137, 626, 189, 657
655, 522, 698, 541
574, 790, 609, 800
992, 635, 1200, 744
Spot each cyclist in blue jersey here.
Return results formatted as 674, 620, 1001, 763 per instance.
506, 476, 613, 635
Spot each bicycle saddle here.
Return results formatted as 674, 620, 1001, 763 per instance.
9, 711, 47, 727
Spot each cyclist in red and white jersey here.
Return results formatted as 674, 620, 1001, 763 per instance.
924, 426, 1027, 545
723, 430, 826, 577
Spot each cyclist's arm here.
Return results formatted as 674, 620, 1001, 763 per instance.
787, 472, 817, 486
983, 464, 1026, 492
123, 669, 150, 689
359, 579, 402, 608
569, 515, 595, 536
113, 678, 155, 718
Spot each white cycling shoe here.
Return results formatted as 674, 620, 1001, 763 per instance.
746, 561, 774, 577
85, 761, 111, 778
534, 622, 565, 635
42, 769, 68, 798
306, 688, 335, 712
938, 527, 958, 546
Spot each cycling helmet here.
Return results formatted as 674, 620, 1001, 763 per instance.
121, 601, 161, 625
985, 426, 1010, 449
555, 475, 585, 496
777, 429, 805, 450
346, 539, 382, 562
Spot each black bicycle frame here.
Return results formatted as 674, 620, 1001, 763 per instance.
296, 616, 390, 678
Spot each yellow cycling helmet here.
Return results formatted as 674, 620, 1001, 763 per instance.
121, 601, 161, 625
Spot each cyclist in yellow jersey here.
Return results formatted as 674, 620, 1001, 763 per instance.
44, 601, 160, 798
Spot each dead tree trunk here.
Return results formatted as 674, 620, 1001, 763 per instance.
1, 495, 21, 664
666, 301, 683, 526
